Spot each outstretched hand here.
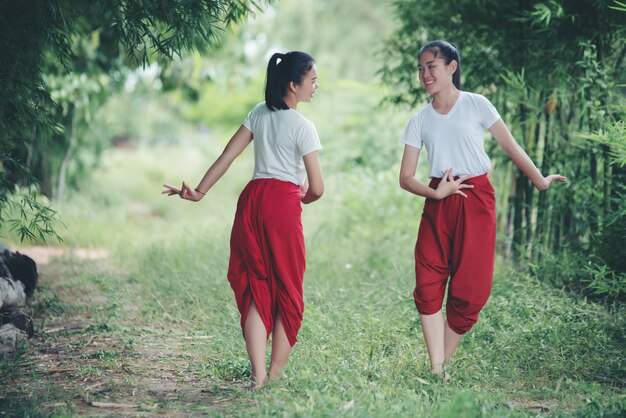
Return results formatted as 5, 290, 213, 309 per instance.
435, 169, 474, 199
536, 174, 568, 192
162, 181, 204, 201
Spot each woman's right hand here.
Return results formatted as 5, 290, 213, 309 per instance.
162, 181, 204, 202
434, 169, 474, 199
535, 174, 568, 191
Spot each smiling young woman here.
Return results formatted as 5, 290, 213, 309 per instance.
399, 40, 567, 380
163, 51, 323, 390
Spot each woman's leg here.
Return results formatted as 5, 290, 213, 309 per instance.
413, 193, 452, 377
419, 310, 446, 374
268, 313, 291, 380
421, 312, 461, 380
444, 320, 463, 361
244, 301, 268, 387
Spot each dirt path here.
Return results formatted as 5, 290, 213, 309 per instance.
1, 248, 249, 417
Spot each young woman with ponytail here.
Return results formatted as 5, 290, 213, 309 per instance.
399, 40, 566, 380
163, 51, 323, 390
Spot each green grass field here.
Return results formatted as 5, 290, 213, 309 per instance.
1, 80, 624, 417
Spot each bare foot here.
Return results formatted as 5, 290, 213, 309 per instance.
433, 369, 451, 382
267, 367, 286, 383
245, 375, 267, 391
431, 361, 450, 382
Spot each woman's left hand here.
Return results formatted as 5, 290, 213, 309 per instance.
299, 182, 309, 200
536, 174, 568, 191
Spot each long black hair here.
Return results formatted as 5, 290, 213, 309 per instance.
419, 40, 461, 90
265, 51, 315, 111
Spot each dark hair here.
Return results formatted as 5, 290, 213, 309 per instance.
419, 40, 461, 90
265, 51, 315, 111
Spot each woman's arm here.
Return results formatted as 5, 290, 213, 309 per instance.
399, 145, 473, 199
162, 125, 253, 201
489, 119, 567, 191
301, 150, 323, 204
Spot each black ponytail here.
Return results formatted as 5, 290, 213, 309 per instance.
265, 51, 315, 111
419, 40, 461, 90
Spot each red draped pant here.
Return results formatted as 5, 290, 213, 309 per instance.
413, 174, 496, 334
227, 178, 305, 347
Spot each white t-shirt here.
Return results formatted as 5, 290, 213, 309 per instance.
402, 91, 501, 178
243, 102, 322, 185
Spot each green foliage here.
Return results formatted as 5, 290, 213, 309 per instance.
595, 212, 626, 274
3, 2, 624, 411
610, 0, 626, 12
382, 0, 626, 306
267, 0, 397, 82
178, 72, 265, 128
382, 0, 626, 104
0, 0, 67, 241
528, 123, 626, 304
575, 396, 626, 417
585, 263, 626, 303
3, 132, 624, 415
579, 119, 626, 169
0, 187, 62, 243
530, 249, 626, 307
0, 0, 271, 241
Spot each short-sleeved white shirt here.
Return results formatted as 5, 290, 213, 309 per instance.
243, 102, 322, 185
402, 91, 501, 178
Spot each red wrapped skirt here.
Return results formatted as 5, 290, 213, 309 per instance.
227, 178, 305, 346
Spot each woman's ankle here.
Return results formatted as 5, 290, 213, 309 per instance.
430, 358, 448, 374
268, 369, 284, 380
268, 360, 286, 380
430, 359, 450, 381
252, 372, 267, 384
431, 365, 443, 375
247, 373, 268, 390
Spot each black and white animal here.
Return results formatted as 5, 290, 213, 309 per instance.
0, 247, 38, 338
0, 308, 34, 338
0, 276, 26, 310
1, 249, 38, 298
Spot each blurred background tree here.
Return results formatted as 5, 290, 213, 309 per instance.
0, 0, 271, 240
381, 0, 626, 305
1, 0, 623, 306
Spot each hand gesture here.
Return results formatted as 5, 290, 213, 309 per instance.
435, 169, 474, 199
162, 181, 204, 202
536, 174, 568, 192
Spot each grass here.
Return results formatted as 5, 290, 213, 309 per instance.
1, 79, 625, 417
